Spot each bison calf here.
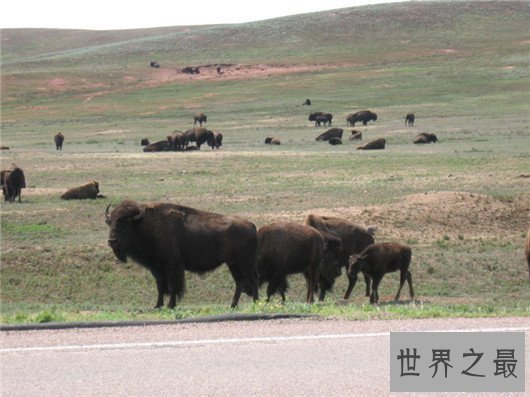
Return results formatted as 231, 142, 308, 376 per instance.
61, 181, 100, 200
347, 242, 414, 304
256, 222, 342, 304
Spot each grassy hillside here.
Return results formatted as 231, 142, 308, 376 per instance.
1, 1, 529, 324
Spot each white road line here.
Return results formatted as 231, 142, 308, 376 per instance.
2, 327, 528, 354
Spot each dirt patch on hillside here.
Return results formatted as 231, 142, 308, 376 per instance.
252, 191, 530, 242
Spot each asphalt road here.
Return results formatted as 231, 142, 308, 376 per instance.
2, 317, 529, 396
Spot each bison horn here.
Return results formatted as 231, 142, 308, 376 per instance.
105, 203, 112, 224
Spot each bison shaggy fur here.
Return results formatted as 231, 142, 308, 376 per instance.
184, 128, 215, 149
347, 242, 414, 304
347, 110, 378, 126
1, 165, 26, 203
105, 200, 259, 308
61, 181, 100, 200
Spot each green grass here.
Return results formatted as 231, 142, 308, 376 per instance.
1, 1, 529, 325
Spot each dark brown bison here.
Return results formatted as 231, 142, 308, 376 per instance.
140, 138, 150, 146
150, 61, 160, 68
328, 137, 342, 145
349, 130, 362, 141
54, 132, 64, 150
303, 99, 311, 106
405, 113, 415, 126
143, 140, 170, 152
256, 222, 342, 303
309, 112, 332, 126
1, 165, 26, 203
265, 137, 281, 145
316, 128, 343, 142
105, 200, 259, 308
184, 128, 215, 149
193, 112, 207, 126
525, 229, 530, 283
167, 131, 185, 151
347, 110, 377, 126
304, 214, 375, 301
213, 131, 223, 149
61, 181, 100, 200
216, 65, 222, 74
413, 133, 437, 144
182, 66, 200, 74
347, 242, 414, 304
0, 146, 9, 150
357, 138, 386, 150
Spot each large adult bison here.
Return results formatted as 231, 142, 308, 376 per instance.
309, 112, 332, 126
357, 138, 386, 150
54, 132, 64, 150
143, 140, 170, 152
193, 112, 207, 126
304, 214, 375, 301
184, 127, 215, 149
1, 165, 26, 203
315, 128, 343, 142
347, 242, 414, 304
105, 200, 259, 308
525, 229, 530, 283
347, 110, 377, 126
255, 222, 342, 303
167, 131, 185, 151
413, 133, 437, 144
405, 113, 415, 127
61, 181, 100, 200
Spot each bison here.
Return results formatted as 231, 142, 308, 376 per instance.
304, 214, 375, 301
167, 131, 185, 151
328, 137, 342, 145
150, 61, 160, 68
347, 110, 377, 126
357, 138, 386, 150
1, 165, 26, 203
143, 140, 170, 152
140, 138, 150, 146
347, 242, 414, 304
193, 112, 207, 127
303, 99, 312, 106
184, 127, 215, 149
182, 66, 200, 74
213, 131, 223, 149
265, 137, 281, 145
405, 113, 415, 127
54, 132, 64, 150
309, 112, 333, 126
0, 146, 9, 150
105, 200, 259, 308
61, 181, 100, 200
316, 128, 343, 142
349, 130, 362, 141
413, 133, 437, 144
255, 222, 342, 303
525, 229, 530, 283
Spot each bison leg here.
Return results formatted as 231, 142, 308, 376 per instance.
227, 264, 248, 308
278, 278, 289, 304
407, 271, 414, 301
166, 265, 185, 309
363, 272, 371, 297
344, 273, 359, 300
266, 275, 282, 302
370, 275, 383, 304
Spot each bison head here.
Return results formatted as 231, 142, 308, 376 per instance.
320, 233, 343, 280
347, 254, 368, 278
308, 113, 317, 121
105, 200, 145, 263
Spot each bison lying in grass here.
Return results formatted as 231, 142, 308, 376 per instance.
414, 133, 437, 144
61, 181, 100, 200
106, 200, 259, 308
315, 128, 343, 142
357, 138, 386, 150
255, 222, 342, 303
347, 242, 414, 304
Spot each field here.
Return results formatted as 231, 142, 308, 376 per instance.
1, 1, 529, 324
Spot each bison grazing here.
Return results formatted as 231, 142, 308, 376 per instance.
347, 110, 378, 126
193, 112, 207, 126
347, 242, 414, 304
309, 112, 333, 127
140, 138, 150, 146
316, 128, 343, 142
413, 133, 437, 144
304, 214, 375, 301
1, 165, 26, 203
105, 200, 259, 308
167, 131, 185, 151
255, 222, 342, 303
265, 137, 281, 145
184, 128, 215, 149
54, 132, 64, 150
357, 138, 386, 150
525, 229, 530, 283
213, 131, 223, 149
143, 140, 170, 152
349, 130, 362, 141
61, 181, 100, 200
405, 113, 415, 127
